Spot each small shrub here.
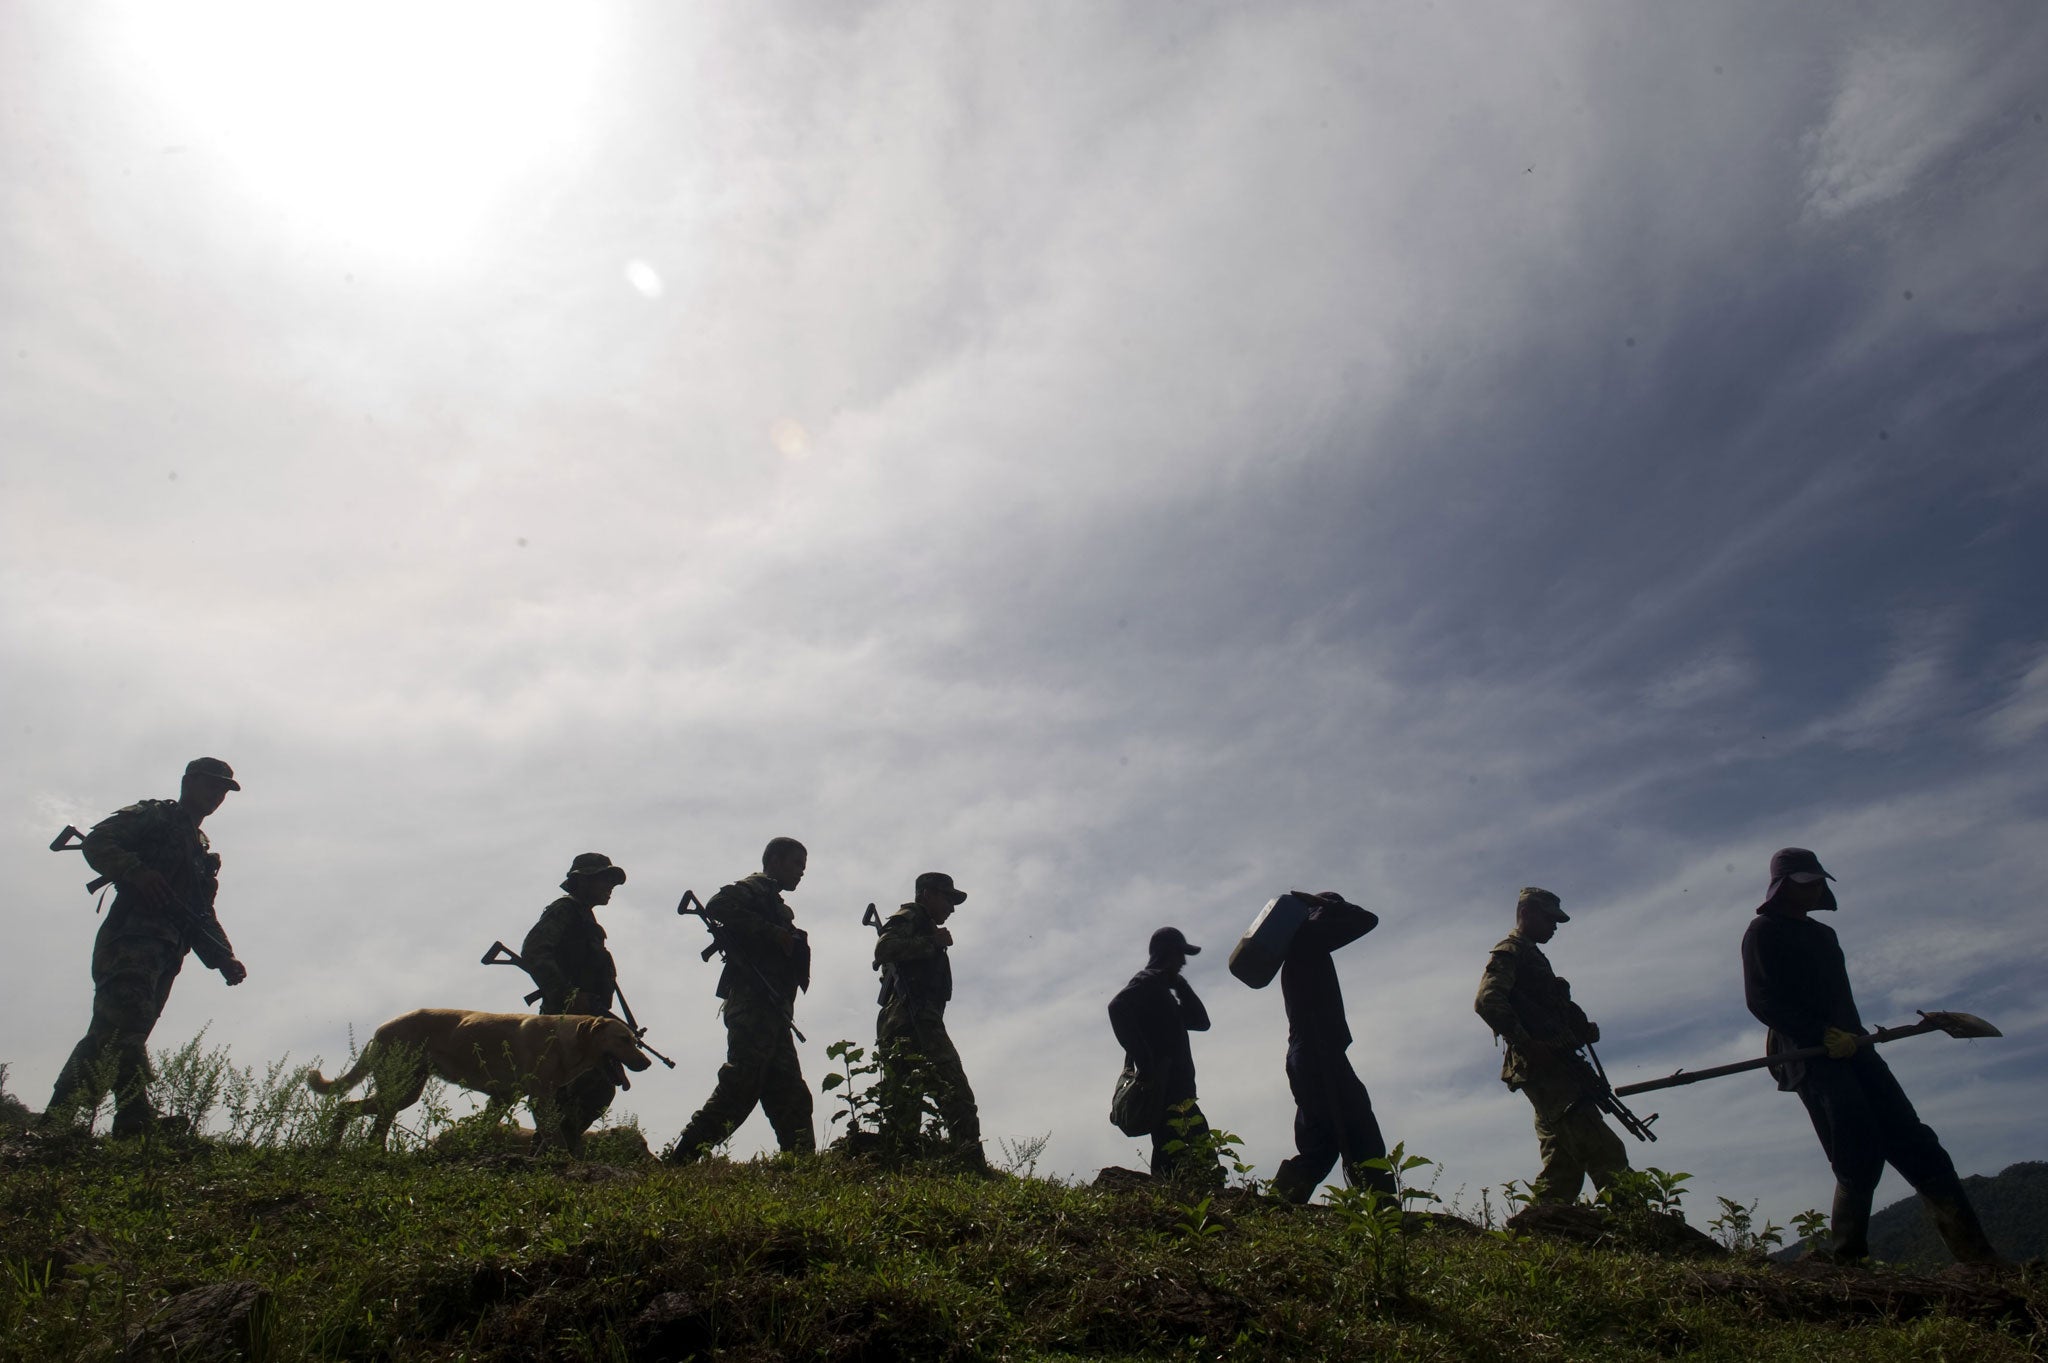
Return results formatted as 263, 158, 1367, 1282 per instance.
1708, 1196, 1785, 1255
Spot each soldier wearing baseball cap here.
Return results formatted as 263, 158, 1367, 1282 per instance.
1475, 887, 1628, 1203
1109, 925, 1220, 1182
1742, 848, 1999, 1264
872, 871, 986, 1170
44, 757, 247, 1137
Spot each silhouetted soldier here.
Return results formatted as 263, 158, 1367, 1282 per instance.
1108, 926, 1220, 1183
873, 871, 987, 1169
45, 757, 248, 1137
522, 852, 628, 1152
1742, 847, 1999, 1265
665, 837, 814, 1162
1474, 887, 1629, 1203
1271, 891, 1395, 1203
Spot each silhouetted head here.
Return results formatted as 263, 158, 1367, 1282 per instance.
1758, 848, 1836, 916
763, 837, 808, 891
562, 852, 627, 901
179, 757, 239, 821
914, 871, 967, 923
1147, 925, 1201, 972
1515, 887, 1568, 942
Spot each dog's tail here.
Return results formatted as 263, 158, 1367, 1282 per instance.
306, 1041, 378, 1097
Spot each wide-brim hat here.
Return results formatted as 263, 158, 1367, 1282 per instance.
1758, 847, 1836, 914
563, 852, 627, 892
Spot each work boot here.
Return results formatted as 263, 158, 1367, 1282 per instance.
660, 1133, 710, 1166
1269, 1163, 1319, 1206
111, 1111, 192, 1141
1828, 1182, 1872, 1264
1924, 1191, 2001, 1266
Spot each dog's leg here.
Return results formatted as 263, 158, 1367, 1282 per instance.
370, 1062, 431, 1151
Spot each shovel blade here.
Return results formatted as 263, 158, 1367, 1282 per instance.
1920, 1009, 2001, 1039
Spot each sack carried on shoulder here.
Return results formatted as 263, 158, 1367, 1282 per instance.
1110, 1062, 1163, 1137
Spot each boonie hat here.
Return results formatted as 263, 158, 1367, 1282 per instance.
564, 852, 627, 887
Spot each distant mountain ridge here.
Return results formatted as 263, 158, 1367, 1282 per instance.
1864, 1161, 2047, 1265
1768, 1161, 2046, 1264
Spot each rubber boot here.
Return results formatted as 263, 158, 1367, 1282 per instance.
1923, 1190, 2000, 1265
1829, 1182, 1871, 1264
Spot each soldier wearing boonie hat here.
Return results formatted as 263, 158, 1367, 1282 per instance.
44, 757, 248, 1138
1475, 887, 1629, 1203
521, 852, 630, 1152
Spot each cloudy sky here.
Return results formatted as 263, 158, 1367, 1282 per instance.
5, 2, 2044, 1228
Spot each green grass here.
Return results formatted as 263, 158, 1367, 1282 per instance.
4, 1142, 2043, 1361
3, 1050, 2042, 1361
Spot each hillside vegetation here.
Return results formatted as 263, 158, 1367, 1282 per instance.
1, 1052, 2041, 1361
1867, 1162, 2048, 1267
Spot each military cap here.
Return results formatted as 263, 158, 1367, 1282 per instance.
185, 756, 240, 790
564, 852, 627, 885
1149, 926, 1202, 957
915, 871, 968, 904
1516, 886, 1569, 921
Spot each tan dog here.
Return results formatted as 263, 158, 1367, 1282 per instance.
307, 1009, 652, 1154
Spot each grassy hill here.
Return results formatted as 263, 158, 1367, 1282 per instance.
4, 1136, 2044, 1360
2, 1050, 2042, 1361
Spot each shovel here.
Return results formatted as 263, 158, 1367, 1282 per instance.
1614, 1010, 2001, 1098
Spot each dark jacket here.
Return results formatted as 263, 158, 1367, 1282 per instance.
874, 903, 952, 1009
82, 798, 235, 971
521, 895, 617, 1016
705, 873, 808, 1004
1108, 966, 1211, 1096
1281, 901, 1377, 1052
1741, 908, 1867, 1090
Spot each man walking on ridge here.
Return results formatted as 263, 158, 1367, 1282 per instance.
1109, 926, 1220, 1183
873, 871, 987, 1170
665, 837, 814, 1162
1474, 886, 1629, 1203
522, 852, 629, 1152
1271, 891, 1394, 1204
45, 757, 249, 1137
1742, 847, 1999, 1265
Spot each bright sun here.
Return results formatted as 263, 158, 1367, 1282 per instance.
113, 1, 608, 258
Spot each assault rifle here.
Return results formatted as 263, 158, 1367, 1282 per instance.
676, 889, 807, 1043
50, 823, 238, 969
479, 940, 675, 1068
1569, 1042, 1659, 1143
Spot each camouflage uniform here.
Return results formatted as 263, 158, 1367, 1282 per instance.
667, 874, 813, 1159
47, 799, 237, 1135
1474, 918, 1628, 1204
522, 891, 621, 1148
874, 902, 982, 1161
